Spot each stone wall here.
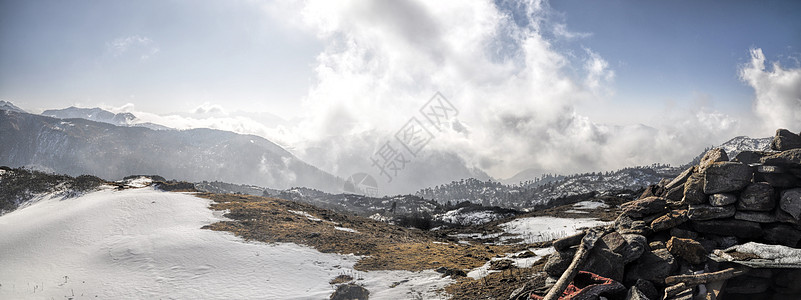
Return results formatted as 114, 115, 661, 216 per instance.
540, 129, 801, 300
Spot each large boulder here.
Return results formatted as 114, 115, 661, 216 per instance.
734, 211, 777, 223
733, 150, 775, 164
583, 248, 625, 282
770, 129, 801, 151
624, 248, 677, 285
703, 162, 753, 194
650, 209, 688, 232
691, 219, 762, 239
664, 167, 695, 191
737, 182, 775, 211
698, 148, 729, 173
621, 197, 669, 218
763, 224, 801, 247
780, 188, 801, 220
666, 236, 706, 265
687, 204, 735, 221
544, 248, 576, 277
619, 234, 648, 264
682, 173, 706, 205
761, 148, 801, 165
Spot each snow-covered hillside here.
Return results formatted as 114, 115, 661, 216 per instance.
0, 187, 451, 299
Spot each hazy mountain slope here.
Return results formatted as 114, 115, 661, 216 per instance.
0, 109, 342, 191
0, 101, 26, 113
42, 106, 136, 126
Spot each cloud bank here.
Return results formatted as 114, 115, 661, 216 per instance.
740, 48, 801, 132
257, 0, 745, 194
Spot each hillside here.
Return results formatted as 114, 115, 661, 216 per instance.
0, 109, 343, 192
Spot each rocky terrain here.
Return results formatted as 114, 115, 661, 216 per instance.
512, 128, 801, 300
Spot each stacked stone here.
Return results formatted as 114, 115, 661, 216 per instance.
542, 129, 801, 300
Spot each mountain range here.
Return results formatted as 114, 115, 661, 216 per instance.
0, 108, 343, 192
0, 103, 774, 202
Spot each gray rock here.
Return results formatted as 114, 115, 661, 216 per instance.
780, 188, 801, 220
733, 150, 775, 164
737, 182, 776, 211
665, 167, 695, 191
666, 236, 706, 265
682, 173, 706, 205
583, 247, 625, 282
650, 210, 688, 232
634, 279, 659, 300
620, 234, 648, 264
734, 211, 777, 223
688, 204, 735, 220
776, 209, 801, 225
625, 286, 648, 300
330, 283, 370, 300
759, 172, 801, 188
771, 128, 801, 151
664, 185, 684, 202
552, 232, 584, 252
621, 197, 669, 218
711, 235, 739, 249
599, 231, 627, 253
761, 148, 801, 165
708, 193, 737, 206
703, 162, 753, 194
699, 148, 729, 173
669, 227, 698, 239
691, 219, 762, 239
763, 224, 801, 247
624, 248, 677, 284
544, 248, 576, 277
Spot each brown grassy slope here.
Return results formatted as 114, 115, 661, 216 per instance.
197, 192, 525, 272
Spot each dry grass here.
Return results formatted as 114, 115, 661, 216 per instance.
445, 259, 547, 300
197, 192, 524, 272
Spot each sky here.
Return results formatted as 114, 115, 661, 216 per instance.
2, 0, 801, 192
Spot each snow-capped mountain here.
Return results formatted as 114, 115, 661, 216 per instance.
42, 106, 136, 126
717, 135, 772, 158
0, 101, 26, 113
0, 109, 343, 192
41, 106, 172, 130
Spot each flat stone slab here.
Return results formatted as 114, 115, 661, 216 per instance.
703, 162, 753, 194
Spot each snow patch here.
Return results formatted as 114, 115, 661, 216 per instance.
288, 209, 322, 222
467, 247, 554, 279
334, 226, 359, 233
499, 216, 611, 244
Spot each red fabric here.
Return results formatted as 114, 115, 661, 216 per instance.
530, 271, 624, 300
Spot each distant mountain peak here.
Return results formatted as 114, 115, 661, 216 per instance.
0, 101, 26, 113
42, 106, 137, 126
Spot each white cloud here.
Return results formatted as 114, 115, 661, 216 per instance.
106, 35, 160, 60
739, 48, 801, 132
270, 0, 737, 187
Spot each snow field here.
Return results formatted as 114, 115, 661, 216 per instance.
0, 187, 451, 299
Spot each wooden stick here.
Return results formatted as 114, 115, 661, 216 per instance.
664, 267, 747, 286
542, 227, 607, 300
663, 283, 690, 299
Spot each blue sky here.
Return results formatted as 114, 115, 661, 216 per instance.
550, 0, 801, 120
2, 0, 800, 186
